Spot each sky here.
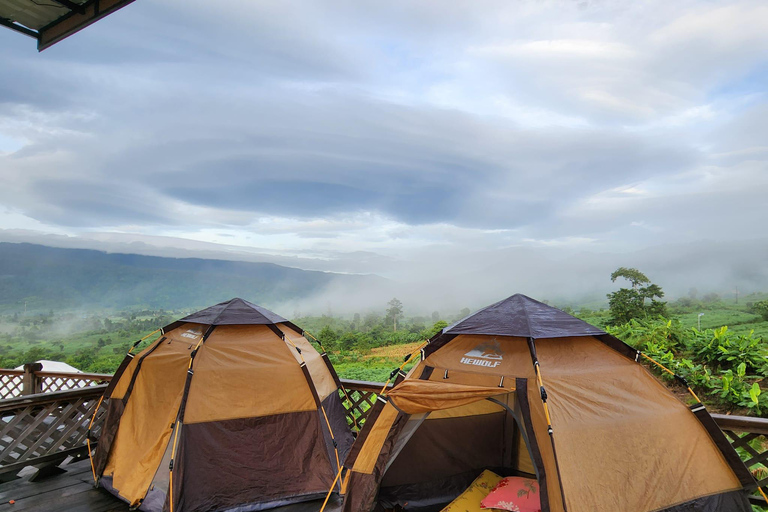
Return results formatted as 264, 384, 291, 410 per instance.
1, 0, 767, 311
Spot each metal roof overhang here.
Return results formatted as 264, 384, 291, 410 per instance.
0, 0, 135, 51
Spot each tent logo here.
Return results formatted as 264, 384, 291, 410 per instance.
181, 329, 201, 339
460, 339, 503, 368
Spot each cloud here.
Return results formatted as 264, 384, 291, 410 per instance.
0, 0, 767, 310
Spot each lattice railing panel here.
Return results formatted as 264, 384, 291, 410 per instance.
0, 368, 112, 399
0, 372, 24, 400
723, 430, 768, 491
0, 386, 108, 477
712, 414, 768, 507
39, 374, 110, 394
340, 380, 388, 431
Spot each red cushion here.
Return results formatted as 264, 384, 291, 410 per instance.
480, 476, 541, 512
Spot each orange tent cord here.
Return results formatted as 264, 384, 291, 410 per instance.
640, 352, 702, 403
318, 465, 344, 512
86, 395, 104, 484
380, 341, 428, 395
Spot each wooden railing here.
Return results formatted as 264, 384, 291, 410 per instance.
340, 379, 389, 429
0, 369, 767, 508
0, 385, 108, 480
0, 364, 111, 399
712, 413, 768, 506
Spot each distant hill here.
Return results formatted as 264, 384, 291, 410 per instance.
0, 243, 384, 312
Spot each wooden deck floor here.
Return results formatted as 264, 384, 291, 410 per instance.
0, 459, 127, 512
0, 459, 339, 512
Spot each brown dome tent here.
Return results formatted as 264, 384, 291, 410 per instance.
91, 298, 354, 512
340, 294, 756, 512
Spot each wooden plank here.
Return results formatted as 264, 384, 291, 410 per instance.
0, 446, 91, 477
712, 413, 768, 436
340, 379, 391, 394
0, 404, 58, 463
0, 459, 120, 510
37, 0, 137, 51
14, 402, 78, 462
0, 483, 124, 511
46, 399, 91, 454
0, 387, 106, 414
0, 459, 92, 501
0, 405, 35, 441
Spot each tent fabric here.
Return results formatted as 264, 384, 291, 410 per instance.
182, 324, 317, 424
386, 380, 514, 414
173, 412, 334, 512
175, 297, 288, 326
93, 298, 353, 512
102, 335, 191, 506
537, 336, 744, 512
284, 326, 338, 401
341, 294, 754, 512
443, 294, 606, 339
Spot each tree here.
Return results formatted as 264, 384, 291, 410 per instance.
610, 267, 650, 289
317, 325, 338, 350
386, 298, 404, 332
607, 267, 666, 325
753, 300, 768, 321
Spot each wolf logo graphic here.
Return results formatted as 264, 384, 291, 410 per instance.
460, 339, 503, 367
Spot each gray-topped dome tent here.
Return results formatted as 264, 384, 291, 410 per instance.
340, 294, 756, 512
92, 298, 354, 512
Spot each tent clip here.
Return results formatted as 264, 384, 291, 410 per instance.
540, 386, 547, 402
498, 376, 505, 388
169, 459, 174, 471
674, 374, 689, 388
443, 369, 449, 379
389, 368, 400, 380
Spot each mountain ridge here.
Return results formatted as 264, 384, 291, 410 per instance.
0, 242, 384, 313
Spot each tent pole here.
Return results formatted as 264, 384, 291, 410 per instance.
379, 341, 428, 394
283, 329, 343, 480
88, 329, 164, 486
527, 337, 569, 512
305, 330, 361, 430
639, 352, 702, 403
168, 330, 207, 512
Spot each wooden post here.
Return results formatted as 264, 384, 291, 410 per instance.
22, 363, 43, 395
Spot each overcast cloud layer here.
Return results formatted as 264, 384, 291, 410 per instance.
1, 0, 767, 312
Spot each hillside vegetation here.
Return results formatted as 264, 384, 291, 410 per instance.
0, 242, 382, 312
1, 291, 767, 407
